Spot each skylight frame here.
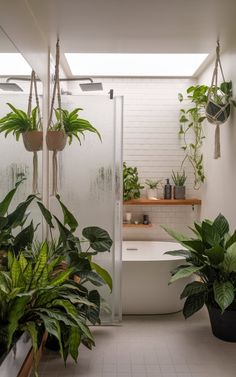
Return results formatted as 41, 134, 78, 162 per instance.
0, 53, 32, 75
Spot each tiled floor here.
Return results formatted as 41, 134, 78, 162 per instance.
37, 308, 236, 377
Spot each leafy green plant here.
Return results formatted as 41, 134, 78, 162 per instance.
0, 104, 41, 140
0, 243, 96, 374
209, 81, 236, 106
178, 85, 208, 189
49, 108, 101, 145
171, 170, 187, 186
163, 214, 236, 318
145, 179, 162, 189
123, 162, 144, 201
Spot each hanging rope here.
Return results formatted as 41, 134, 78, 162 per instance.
206, 40, 230, 159
48, 39, 63, 196
26, 70, 42, 194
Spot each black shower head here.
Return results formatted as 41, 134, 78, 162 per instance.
0, 82, 23, 91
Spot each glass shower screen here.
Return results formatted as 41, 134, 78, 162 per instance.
49, 94, 123, 323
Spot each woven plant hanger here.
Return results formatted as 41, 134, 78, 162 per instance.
48, 39, 63, 196
27, 70, 43, 194
206, 40, 229, 159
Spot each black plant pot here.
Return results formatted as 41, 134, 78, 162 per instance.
206, 101, 230, 125
173, 186, 185, 200
208, 305, 236, 342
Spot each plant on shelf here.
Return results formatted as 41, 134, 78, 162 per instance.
164, 213, 236, 342
171, 170, 187, 199
145, 179, 162, 200
178, 85, 208, 189
123, 162, 144, 201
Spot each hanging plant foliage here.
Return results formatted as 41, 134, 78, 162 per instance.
205, 41, 236, 159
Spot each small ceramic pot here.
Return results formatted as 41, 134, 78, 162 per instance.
46, 130, 67, 151
22, 131, 43, 151
147, 188, 158, 200
173, 186, 185, 200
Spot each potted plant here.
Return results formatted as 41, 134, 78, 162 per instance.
145, 179, 162, 200
206, 81, 235, 125
0, 103, 43, 151
171, 170, 187, 199
46, 107, 101, 151
164, 213, 236, 342
123, 162, 144, 201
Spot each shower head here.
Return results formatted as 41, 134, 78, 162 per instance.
0, 82, 23, 91
79, 82, 103, 91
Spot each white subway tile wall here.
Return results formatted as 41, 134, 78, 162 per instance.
68, 78, 201, 240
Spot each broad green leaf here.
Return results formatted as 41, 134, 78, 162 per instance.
69, 327, 81, 362
11, 259, 24, 288
225, 230, 236, 249
213, 214, 229, 238
13, 221, 34, 252
164, 249, 190, 258
23, 321, 39, 372
56, 195, 78, 232
86, 290, 101, 325
182, 240, 205, 253
82, 226, 113, 252
54, 216, 72, 245
37, 201, 54, 228
183, 292, 205, 318
7, 296, 29, 349
0, 179, 23, 216
202, 221, 221, 247
7, 195, 35, 228
180, 281, 206, 299
170, 265, 203, 283
49, 268, 74, 286
162, 226, 188, 245
38, 314, 63, 358
91, 262, 112, 291
221, 242, 236, 273
30, 242, 48, 289
36, 308, 76, 326
205, 245, 225, 265
213, 281, 234, 312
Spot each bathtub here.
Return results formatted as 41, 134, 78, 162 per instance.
122, 241, 188, 315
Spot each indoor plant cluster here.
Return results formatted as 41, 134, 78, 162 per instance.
0, 180, 112, 375
164, 213, 236, 342
123, 162, 144, 201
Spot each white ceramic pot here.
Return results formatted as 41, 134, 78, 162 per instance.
147, 188, 158, 200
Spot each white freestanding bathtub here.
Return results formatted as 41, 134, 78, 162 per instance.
122, 241, 188, 314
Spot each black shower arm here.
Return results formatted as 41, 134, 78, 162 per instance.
6, 76, 94, 83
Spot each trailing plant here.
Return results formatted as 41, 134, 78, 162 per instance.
123, 162, 144, 201
50, 108, 101, 145
178, 85, 208, 189
171, 170, 187, 186
163, 214, 236, 318
0, 104, 41, 140
145, 179, 162, 189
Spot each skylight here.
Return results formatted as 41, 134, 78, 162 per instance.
0, 53, 31, 75
65, 53, 208, 77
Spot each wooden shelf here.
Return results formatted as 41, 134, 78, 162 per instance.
123, 223, 152, 228
123, 198, 201, 206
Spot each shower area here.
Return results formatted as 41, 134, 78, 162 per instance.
0, 90, 123, 324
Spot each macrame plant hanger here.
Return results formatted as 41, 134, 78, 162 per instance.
27, 70, 43, 194
48, 39, 63, 196
206, 40, 228, 159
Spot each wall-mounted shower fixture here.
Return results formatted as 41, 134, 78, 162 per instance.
0, 82, 23, 91
59, 77, 103, 91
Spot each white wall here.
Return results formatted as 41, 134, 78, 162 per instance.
198, 45, 236, 229
68, 78, 201, 240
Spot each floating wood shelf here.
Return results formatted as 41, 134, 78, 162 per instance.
123, 223, 153, 228
123, 198, 201, 206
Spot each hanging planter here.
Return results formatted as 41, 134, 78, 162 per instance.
0, 70, 43, 194
205, 41, 236, 159
46, 130, 67, 151
48, 39, 101, 196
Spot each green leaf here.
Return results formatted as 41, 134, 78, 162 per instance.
170, 265, 203, 283
37, 202, 54, 228
30, 242, 48, 289
49, 268, 74, 286
23, 322, 39, 370
39, 314, 63, 357
7, 195, 35, 228
13, 221, 34, 252
202, 221, 221, 246
213, 214, 229, 238
7, 296, 29, 349
213, 281, 234, 312
183, 292, 205, 318
164, 249, 190, 258
182, 240, 205, 253
225, 230, 236, 249
69, 326, 81, 362
162, 226, 187, 244
91, 262, 112, 291
205, 245, 225, 265
178, 93, 183, 102
0, 179, 23, 216
82, 227, 113, 252
180, 281, 206, 299
56, 195, 78, 232
221, 242, 236, 273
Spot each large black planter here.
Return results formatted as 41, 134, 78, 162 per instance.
208, 305, 236, 342
206, 101, 230, 125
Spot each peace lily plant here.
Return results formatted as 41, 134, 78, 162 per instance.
164, 214, 236, 341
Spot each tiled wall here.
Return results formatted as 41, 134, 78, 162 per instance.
68, 78, 201, 240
